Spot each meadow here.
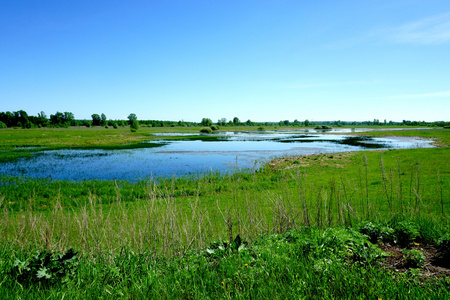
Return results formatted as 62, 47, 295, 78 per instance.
0, 126, 449, 299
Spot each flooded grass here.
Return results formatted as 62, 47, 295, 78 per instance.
0, 130, 435, 181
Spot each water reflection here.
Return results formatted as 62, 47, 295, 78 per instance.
0, 132, 433, 181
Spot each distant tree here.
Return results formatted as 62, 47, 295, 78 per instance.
218, 118, 227, 126
0, 112, 14, 127
245, 119, 254, 126
37, 111, 48, 127
50, 112, 65, 126
64, 112, 74, 122
128, 113, 137, 125
130, 119, 139, 132
233, 117, 240, 125
283, 120, 290, 126
91, 114, 101, 126
100, 113, 107, 126
201, 118, 213, 127
304, 119, 310, 127
13, 110, 30, 127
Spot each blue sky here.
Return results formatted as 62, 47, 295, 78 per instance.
1, 0, 449, 122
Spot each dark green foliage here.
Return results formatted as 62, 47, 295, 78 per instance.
91, 114, 101, 126
210, 125, 219, 131
100, 113, 107, 126
200, 118, 213, 127
357, 221, 395, 244
200, 127, 213, 134
9, 249, 78, 286
50, 112, 74, 127
392, 220, 421, 246
206, 235, 244, 260
127, 113, 137, 125
315, 125, 332, 130
130, 119, 139, 132
403, 249, 425, 268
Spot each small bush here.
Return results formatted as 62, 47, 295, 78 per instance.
0, 121, 7, 128
403, 249, 425, 268
210, 125, 219, 131
392, 220, 420, 246
130, 119, 139, 132
257, 126, 265, 131
358, 221, 395, 244
200, 127, 213, 134
9, 249, 78, 286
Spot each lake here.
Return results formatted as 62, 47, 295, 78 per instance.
0, 130, 433, 181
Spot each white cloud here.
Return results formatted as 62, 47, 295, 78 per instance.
386, 12, 450, 45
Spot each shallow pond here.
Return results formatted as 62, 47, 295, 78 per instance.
0, 131, 433, 181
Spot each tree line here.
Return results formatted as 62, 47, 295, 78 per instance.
0, 110, 139, 129
0, 110, 448, 129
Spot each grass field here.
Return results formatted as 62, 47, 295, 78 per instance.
0, 127, 449, 298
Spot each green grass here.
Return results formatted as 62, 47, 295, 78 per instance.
0, 126, 449, 298
1, 225, 449, 299
353, 128, 450, 147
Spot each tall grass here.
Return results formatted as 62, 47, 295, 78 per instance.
0, 148, 449, 298
1, 149, 448, 256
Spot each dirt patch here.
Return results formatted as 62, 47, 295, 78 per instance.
267, 152, 356, 170
379, 243, 450, 278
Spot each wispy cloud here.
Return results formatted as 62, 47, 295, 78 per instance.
385, 12, 450, 45
385, 90, 450, 99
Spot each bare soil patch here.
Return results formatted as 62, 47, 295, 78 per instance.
379, 243, 450, 278
268, 152, 356, 170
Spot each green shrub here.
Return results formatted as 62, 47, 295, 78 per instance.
0, 121, 7, 128
257, 126, 265, 131
358, 221, 395, 244
130, 119, 139, 132
210, 125, 219, 131
9, 249, 78, 286
403, 249, 425, 268
200, 127, 213, 134
392, 220, 420, 246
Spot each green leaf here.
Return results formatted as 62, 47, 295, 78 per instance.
37, 267, 52, 279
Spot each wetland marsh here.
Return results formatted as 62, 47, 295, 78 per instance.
0, 130, 433, 181
0, 126, 448, 299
